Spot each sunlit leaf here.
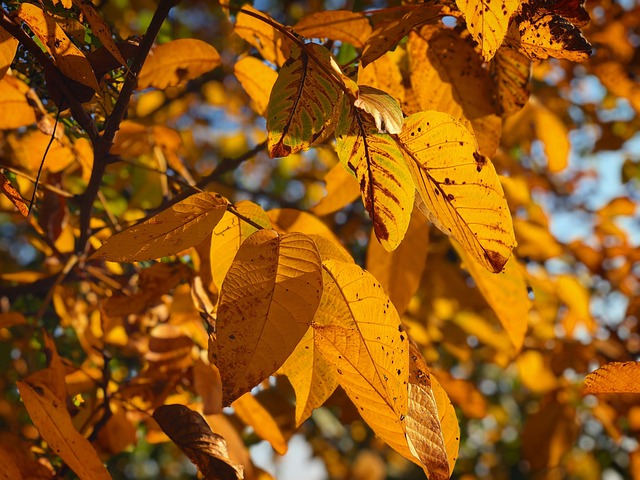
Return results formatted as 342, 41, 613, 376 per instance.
455, 0, 520, 61
268, 208, 341, 244
358, 51, 405, 105
0, 171, 28, 217
311, 162, 360, 216
336, 97, 414, 251
71, 0, 126, 66
354, 85, 403, 135
0, 76, 35, 129
139, 39, 221, 89
408, 26, 501, 156
17, 380, 111, 480
584, 361, 640, 394
555, 274, 595, 336
92, 192, 228, 262
293, 11, 372, 48
232, 394, 288, 455
212, 230, 322, 406
234, 57, 277, 116
235, 6, 291, 66
491, 46, 531, 116
16, 3, 99, 91
313, 259, 415, 464
0, 26, 18, 79
267, 43, 344, 158
153, 405, 244, 480
397, 111, 515, 272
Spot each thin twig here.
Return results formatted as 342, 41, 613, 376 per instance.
0, 165, 73, 198
28, 107, 61, 214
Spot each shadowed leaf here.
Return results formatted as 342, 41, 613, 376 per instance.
0, 26, 18, 79
491, 46, 531, 116
293, 10, 372, 48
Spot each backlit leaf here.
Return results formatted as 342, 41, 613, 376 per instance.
354, 85, 404, 135
212, 230, 322, 406
455, 0, 520, 61
397, 111, 515, 272
268, 208, 342, 245
17, 380, 111, 480
583, 361, 640, 394
0, 26, 18, 79
153, 404, 244, 480
358, 51, 405, 105
234, 57, 277, 116
0, 171, 28, 217
336, 98, 414, 251
267, 43, 344, 158
71, 0, 126, 66
0, 76, 36, 129
16, 3, 99, 91
491, 46, 531, 116
408, 26, 501, 156
311, 162, 360, 216
312, 259, 415, 464
139, 39, 221, 89
92, 192, 228, 262
235, 6, 291, 66
233, 394, 288, 455
293, 11, 372, 48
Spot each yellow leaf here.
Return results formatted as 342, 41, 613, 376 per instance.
0, 26, 18, 79
7, 129, 75, 173
555, 274, 595, 336
358, 50, 405, 105
491, 46, 531, 116
408, 26, 501, 156
210, 200, 271, 292
532, 101, 570, 173
454, 243, 530, 351
233, 393, 288, 455
212, 230, 322, 406
311, 162, 360, 216
16, 380, 111, 480
16, 3, 99, 91
0, 76, 36, 129
593, 61, 640, 114
71, 0, 126, 66
267, 208, 344, 248
293, 10, 372, 48
366, 208, 429, 315
336, 97, 415, 251
455, 0, 520, 61
584, 361, 640, 394
139, 39, 221, 89
397, 111, 515, 272
153, 405, 244, 479
267, 43, 344, 157
406, 344, 457, 479
312, 259, 415, 464
234, 57, 277, 116
235, 6, 291, 66
92, 192, 228, 262
516, 350, 559, 394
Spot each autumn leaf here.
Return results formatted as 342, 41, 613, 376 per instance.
267, 42, 344, 158
71, 0, 126, 66
354, 85, 404, 135
17, 380, 111, 480
235, 6, 291, 66
311, 162, 360, 216
232, 394, 288, 455
312, 259, 415, 464
293, 10, 372, 48
397, 111, 515, 272
0, 170, 28, 216
491, 46, 531, 116
0, 26, 18, 79
234, 57, 277, 116
358, 51, 405, 106
0, 311, 27, 328
212, 229, 322, 406
455, 0, 520, 61
139, 39, 221, 89
583, 362, 640, 394
0, 76, 36, 130
92, 192, 228, 262
153, 404, 244, 480
335, 97, 414, 251
16, 3, 100, 91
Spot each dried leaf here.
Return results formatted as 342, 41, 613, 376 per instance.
398, 111, 515, 272
584, 361, 640, 394
92, 192, 228, 262
212, 230, 322, 406
139, 39, 221, 89
153, 404, 244, 480
0, 171, 28, 216
354, 85, 404, 135
293, 10, 372, 48
17, 380, 111, 480
0, 26, 18, 79
234, 57, 277, 116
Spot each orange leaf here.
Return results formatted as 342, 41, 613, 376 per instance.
71, 0, 126, 66
0, 26, 18, 79
233, 393, 288, 455
0, 171, 28, 217
0, 76, 37, 129
293, 10, 372, 48
584, 361, 640, 394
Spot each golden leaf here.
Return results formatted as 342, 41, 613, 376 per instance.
212, 230, 322, 406
516, 350, 559, 394
455, 0, 520, 61
336, 98, 414, 251
358, 51, 405, 105
583, 361, 640, 394
408, 26, 501, 156
593, 61, 640, 114
16, 380, 111, 480
312, 259, 415, 464
92, 192, 228, 262
233, 57, 277, 116
139, 39, 221, 89
366, 208, 429, 315
267, 43, 344, 158
71, 0, 126, 66
0, 76, 37, 129
268, 208, 341, 244
293, 10, 372, 48
153, 405, 244, 480
0, 26, 18, 79
0, 171, 28, 217
397, 111, 515, 272
491, 46, 531, 116
235, 6, 291, 66
454, 243, 530, 350
7, 130, 74, 173
555, 274, 595, 336
233, 393, 288, 455
16, 3, 99, 91
311, 162, 360, 216
354, 85, 404, 135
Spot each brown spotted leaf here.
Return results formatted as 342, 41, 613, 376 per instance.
293, 10, 372, 48
335, 96, 414, 252
0, 171, 28, 216
212, 230, 322, 406
491, 46, 531, 116
397, 111, 515, 273
267, 42, 344, 158
583, 361, 640, 394
153, 404, 244, 480
71, 0, 126, 66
